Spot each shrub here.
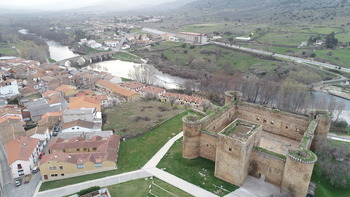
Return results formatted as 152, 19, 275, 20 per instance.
77, 186, 100, 196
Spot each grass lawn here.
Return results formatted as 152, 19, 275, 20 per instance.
113, 51, 142, 63
103, 100, 183, 137
108, 177, 193, 197
157, 138, 239, 196
40, 110, 197, 191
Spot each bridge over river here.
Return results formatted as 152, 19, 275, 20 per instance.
56, 51, 118, 67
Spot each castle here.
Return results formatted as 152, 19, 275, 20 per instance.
182, 91, 331, 197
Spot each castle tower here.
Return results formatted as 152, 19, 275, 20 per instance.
225, 91, 242, 105
182, 114, 201, 159
311, 113, 331, 150
281, 149, 317, 197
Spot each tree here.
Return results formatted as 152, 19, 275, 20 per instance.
201, 100, 213, 112
128, 64, 156, 85
325, 32, 338, 49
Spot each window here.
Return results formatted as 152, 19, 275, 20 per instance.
61, 173, 65, 176
229, 148, 232, 152
18, 170, 24, 176
271, 121, 274, 125
94, 163, 102, 167
263, 119, 267, 123
92, 147, 97, 151
77, 148, 80, 151
50, 174, 58, 177
77, 164, 84, 169
17, 164, 22, 169
285, 125, 289, 129
256, 117, 260, 121
49, 166, 57, 171
83, 148, 87, 151
72, 128, 75, 130
59, 166, 63, 170
77, 127, 79, 130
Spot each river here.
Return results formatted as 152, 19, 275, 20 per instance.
44, 37, 350, 123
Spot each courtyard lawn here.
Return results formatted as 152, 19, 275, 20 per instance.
40, 110, 197, 191
103, 100, 183, 137
157, 138, 239, 196
108, 177, 193, 197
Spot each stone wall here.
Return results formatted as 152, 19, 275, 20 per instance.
203, 106, 236, 133
182, 115, 201, 159
235, 103, 310, 141
249, 150, 286, 186
199, 132, 218, 161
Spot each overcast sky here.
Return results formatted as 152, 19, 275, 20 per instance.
0, 0, 176, 10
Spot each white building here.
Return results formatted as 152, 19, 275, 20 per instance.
0, 79, 20, 98
62, 120, 95, 133
5, 137, 40, 179
235, 37, 251, 41
178, 32, 208, 45
104, 41, 119, 48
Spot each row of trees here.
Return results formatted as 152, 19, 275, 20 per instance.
199, 70, 345, 115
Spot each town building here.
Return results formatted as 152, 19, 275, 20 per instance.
39, 135, 120, 180
5, 137, 40, 179
178, 32, 208, 45
0, 79, 20, 98
182, 91, 331, 197
95, 80, 140, 102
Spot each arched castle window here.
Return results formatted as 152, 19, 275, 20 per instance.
256, 117, 260, 121
285, 125, 289, 129
229, 148, 232, 152
263, 119, 267, 123
271, 121, 274, 125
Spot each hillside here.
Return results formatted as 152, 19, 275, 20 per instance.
174, 0, 350, 24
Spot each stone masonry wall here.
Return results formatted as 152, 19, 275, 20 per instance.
203, 107, 236, 133
199, 132, 218, 161
235, 103, 310, 141
249, 150, 286, 186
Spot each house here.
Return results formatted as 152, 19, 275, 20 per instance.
121, 82, 146, 92
55, 85, 79, 98
0, 79, 20, 98
139, 86, 165, 99
160, 92, 204, 109
95, 80, 140, 102
24, 97, 66, 122
39, 135, 120, 180
95, 94, 109, 108
104, 41, 119, 48
5, 137, 40, 179
62, 108, 102, 130
69, 95, 101, 112
178, 32, 207, 45
315, 40, 325, 45
62, 120, 95, 133
40, 76, 60, 91
0, 110, 26, 144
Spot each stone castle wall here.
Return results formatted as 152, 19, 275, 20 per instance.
203, 106, 236, 133
235, 103, 310, 141
198, 132, 218, 161
249, 150, 286, 186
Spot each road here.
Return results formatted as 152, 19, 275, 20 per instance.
0, 142, 13, 197
211, 41, 350, 73
328, 133, 350, 143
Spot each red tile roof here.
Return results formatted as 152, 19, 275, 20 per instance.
96, 80, 139, 97
5, 137, 39, 165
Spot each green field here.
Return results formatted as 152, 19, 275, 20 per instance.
135, 41, 279, 74
40, 110, 196, 191
103, 100, 182, 137
113, 51, 142, 63
108, 177, 193, 197
257, 32, 310, 46
157, 138, 238, 196
315, 48, 350, 69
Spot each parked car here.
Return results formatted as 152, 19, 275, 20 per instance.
39, 152, 45, 159
15, 179, 21, 187
32, 166, 39, 174
52, 131, 58, 137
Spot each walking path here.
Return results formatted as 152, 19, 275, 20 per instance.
328, 133, 350, 143
35, 170, 151, 197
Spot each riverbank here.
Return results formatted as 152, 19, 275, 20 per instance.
314, 85, 350, 101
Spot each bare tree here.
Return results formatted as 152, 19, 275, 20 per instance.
168, 96, 177, 106
128, 64, 156, 85
201, 100, 213, 112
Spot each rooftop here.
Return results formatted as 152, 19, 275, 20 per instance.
219, 119, 261, 141
5, 137, 40, 165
